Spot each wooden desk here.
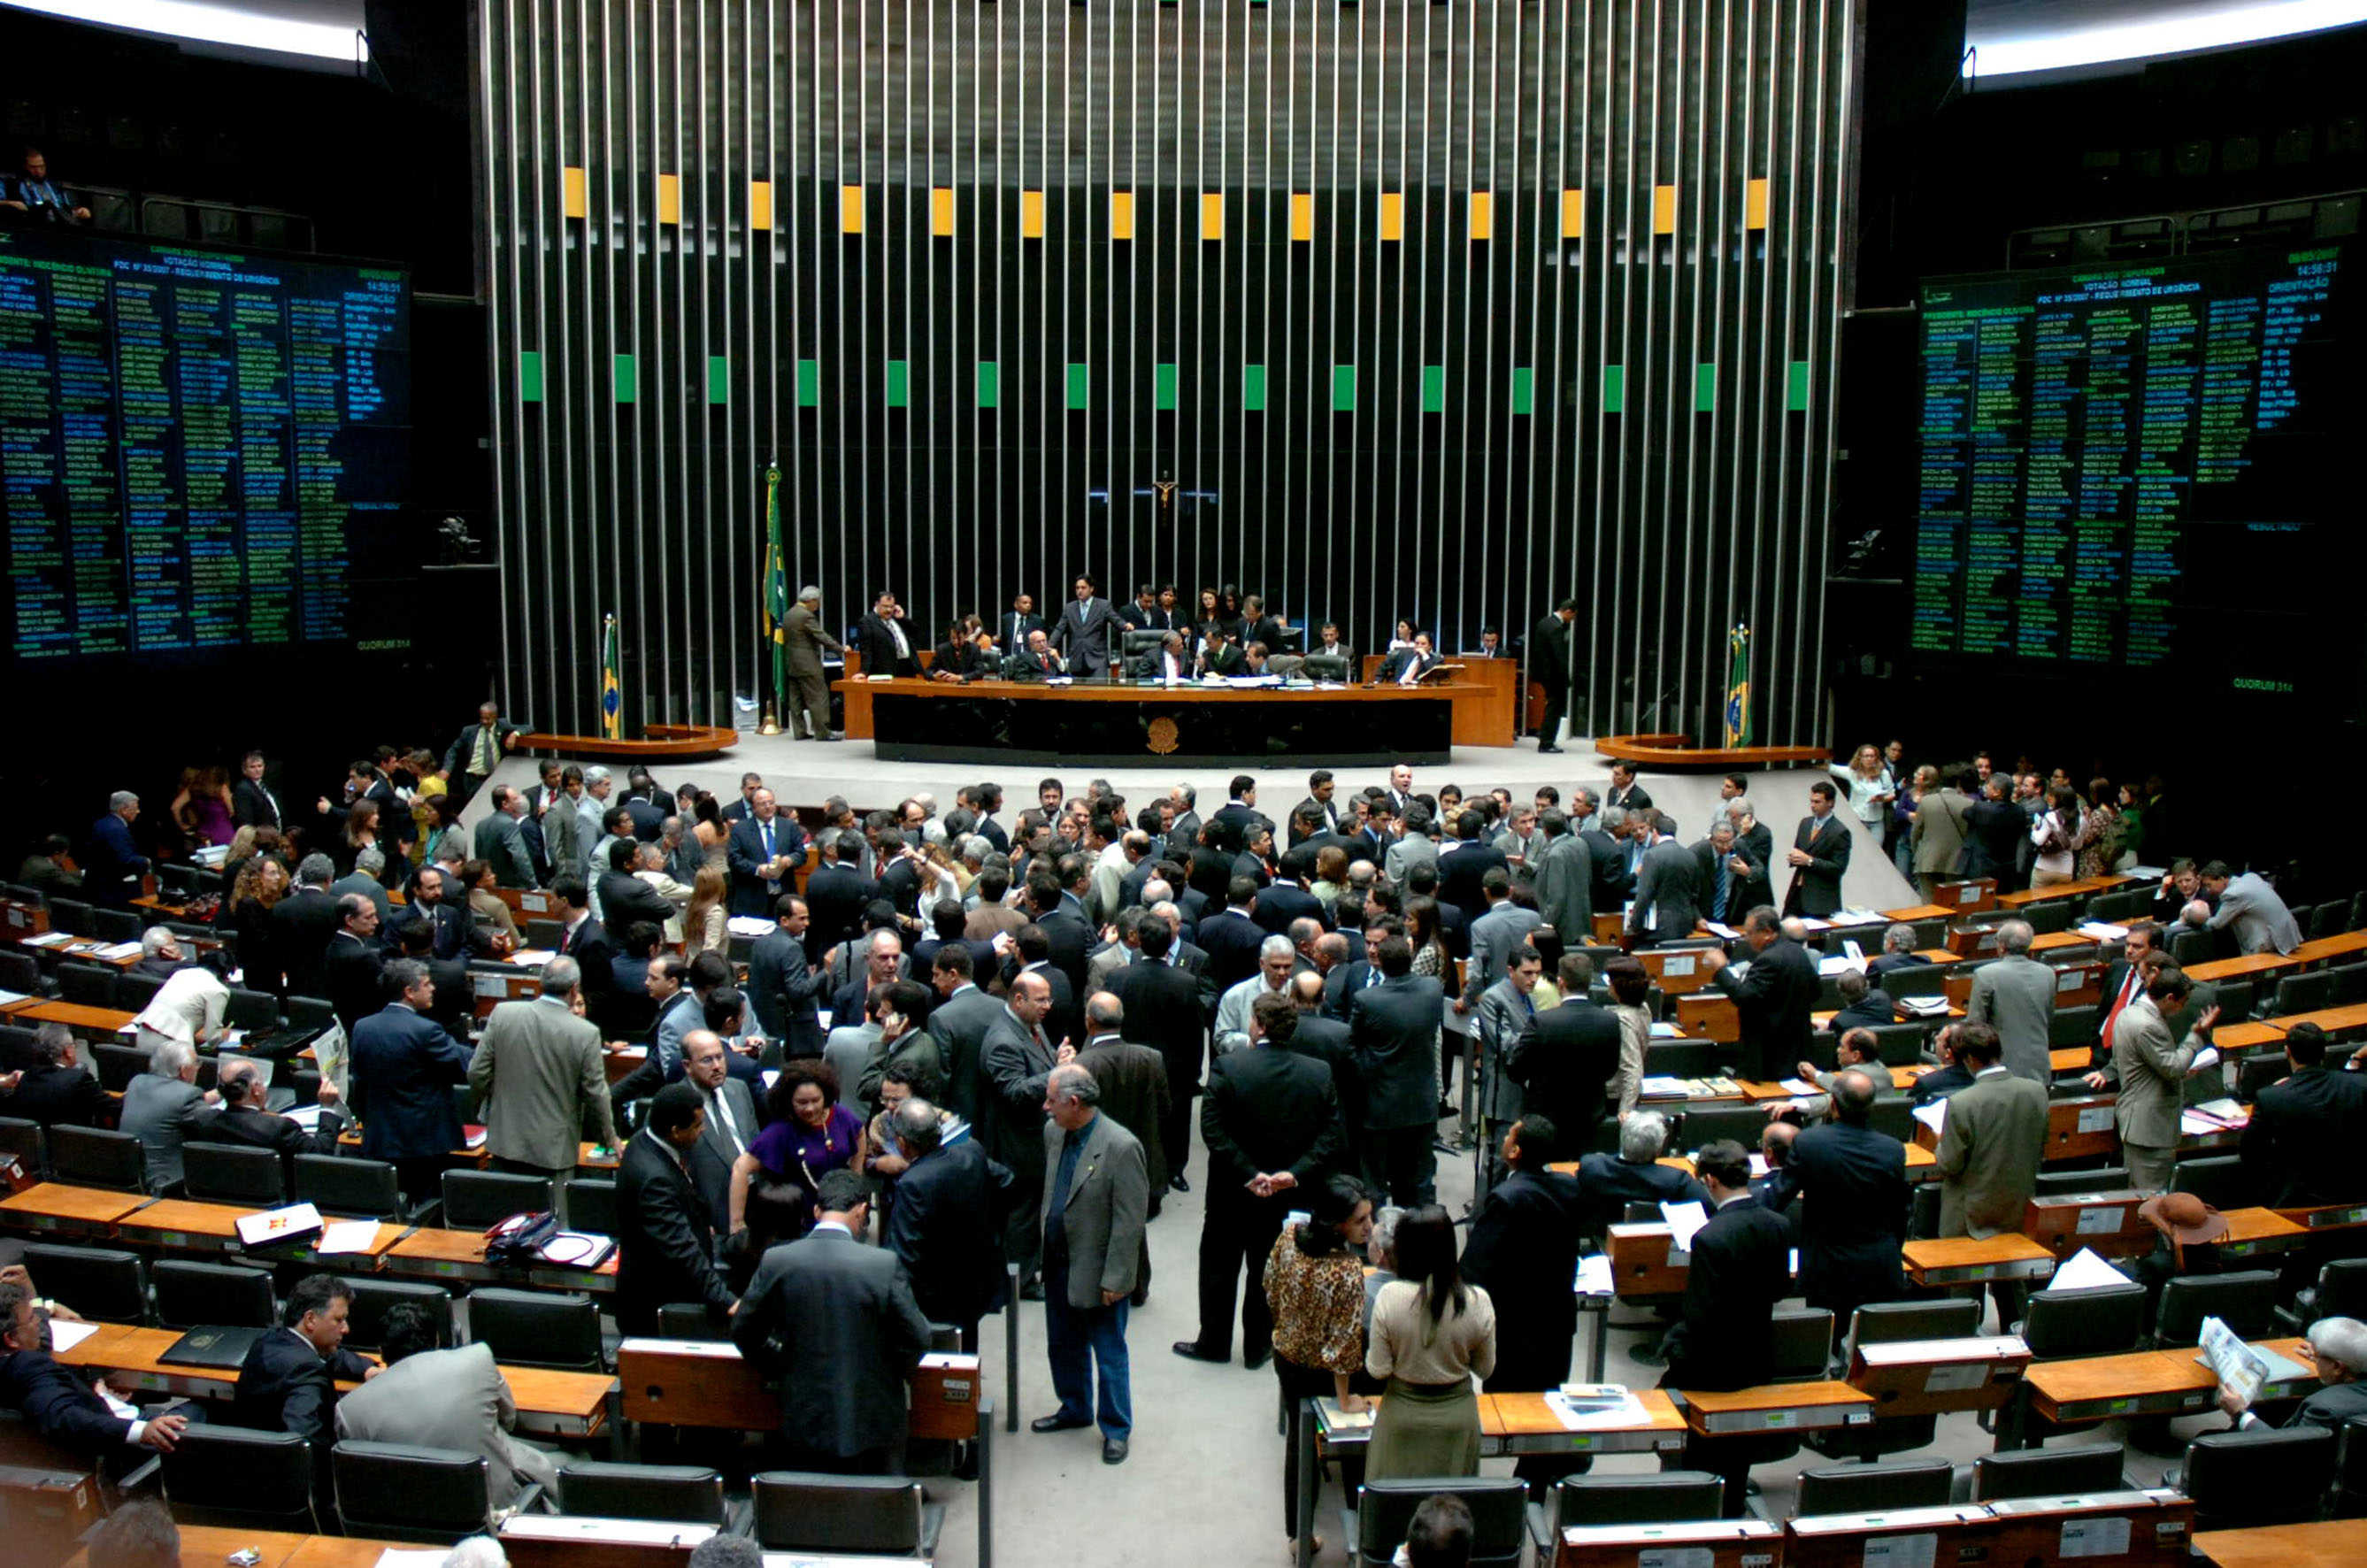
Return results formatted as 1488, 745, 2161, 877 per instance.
498, 1516, 715, 1568
1635, 947, 1716, 996
2277, 1201, 2367, 1233
1985, 1491, 2194, 1568
2050, 1047, 2097, 1073
616, 1338, 778, 1429
1994, 873, 2136, 909
1881, 904, 1957, 923
1603, 1224, 1693, 1297
1847, 1336, 2031, 1418
383, 1226, 618, 1292
1479, 1390, 1687, 1457
2291, 930, 2367, 966
10, 999, 138, 1036
115, 1197, 251, 1253
1910, 949, 1966, 965
1359, 651, 1523, 747
1555, 1519, 1783, 1568
2215, 1020, 2288, 1054
2195, 1518, 2367, 1568
2029, 930, 2102, 957
284, 1537, 456, 1568
0, 1181, 150, 1235
1902, 1234, 2057, 1288
1672, 993, 1738, 1043
2024, 1347, 2222, 1426
2187, 952, 2304, 985
1787, 1505, 1995, 1568
66, 1524, 315, 1568
1931, 879, 1998, 915
2266, 1002, 2367, 1039
1678, 1380, 1875, 1436
2043, 1094, 2121, 1164
2025, 1190, 2151, 1258
2215, 1206, 2310, 1260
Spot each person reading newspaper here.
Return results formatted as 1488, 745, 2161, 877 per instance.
2211, 1315, 2367, 1432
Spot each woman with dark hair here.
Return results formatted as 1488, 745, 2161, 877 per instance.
1405, 896, 1453, 1111
463, 858, 519, 946
1215, 583, 1246, 642
1605, 955, 1652, 1118
692, 791, 729, 874
2075, 776, 2124, 880
1387, 618, 1420, 653
419, 794, 465, 875
229, 855, 289, 996
1364, 1203, 1495, 1480
334, 796, 380, 877
1265, 1175, 1376, 1549
727, 1059, 866, 1234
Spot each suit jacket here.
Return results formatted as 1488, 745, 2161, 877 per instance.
1040, 1111, 1149, 1308
1768, 1121, 1909, 1311
232, 776, 287, 832
731, 1226, 934, 1457
1530, 833, 1593, 944
1693, 837, 1759, 926
887, 1139, 1014, 1328
1966, 955, 2056, 1084
553, 914, 618, 1004
1201, 1043, 1341, 1191
980, 1008, 1055, 1172
2207, 872, 2302, 957
682, 1077, 763, 1233
1629, 838, 1702, 945
2242, 1066, 2367, 1208
120, 1073, 211, 1188
1830, 991, 1898, 1035
1459, 1168, 1587, 1391
232, 1326, 374, 1457
1783, 813, 1851, 918
1054, 596, 1118, 675
727, 815, 809, 919
803, 863, 880, 957
617, 1129, 734, 1333
781, 603, 845, 675
1195, 908, 1267, 998
1962, 799, 2023, 881
1075, 1037, 1175, 1190
1507, 998, 1623, 1160
270, 888, 343, 1001
9, 1062, 104, 1128
2111, 998, 2202, 1149
1730, 821, 1776, 912
1377, 647, 1443, 684
82, 812, 148, 906
324, 932, 388, 1037
1527, 613, 1573, 693
442, 721, 522, 781
1437, 842, 1510, 926
473, 811, 536, 889
350, 1003, 471, 1163
334, 1342, 555, 1510
1663, 1196, 1794, 1393
1384, 834, 1438, 886
1464, 904, 1543, 1004
466, 996, 616, 1172
397, 898, 489, 965
1573, 1152, 1710, 1234
1912, 788, 1972, 878
913, 983, 996, 1136
0, 1348, 138, 1457
1713, 937, 1819, 1081
189, 1103, 348, 1175
855, 611, 923, 678
1348, 973, 1444, 1131
1105, 957, 1205, 1103
598, 869, 675, 934
1579, 829, 1631, 909
746, 927, 826, 1057
997, 610, 1045, 651
1935, 1068, 2049, 1237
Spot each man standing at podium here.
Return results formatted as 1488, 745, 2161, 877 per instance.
1055, 574, 1118, 677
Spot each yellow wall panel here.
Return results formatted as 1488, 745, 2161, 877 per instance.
840, 184, 864, 234
1289, 193, 1315, 242
1110, 191, 1135, 240
561, 166, 587, 219
1653, 184, 1678, 234
1020, 189, 1045, 239
1745, 178, 1771, 230
931, 188, 957, 236
749, 181, 772, 231
1201, 192, 1224, 240
1379, 192, 1403, 241
656, 173, 681, 226
1469, 191, 1493, 241
1560, 188, 1584, 238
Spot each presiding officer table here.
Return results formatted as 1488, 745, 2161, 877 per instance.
837, 675, 1483, 765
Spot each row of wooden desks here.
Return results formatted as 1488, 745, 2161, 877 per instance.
2017, 1335, 2318, 1436
69, 1523, 426, 1568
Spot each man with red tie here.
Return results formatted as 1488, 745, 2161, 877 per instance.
1006, 627, 1067, 680
2085, 920, 2163, 1089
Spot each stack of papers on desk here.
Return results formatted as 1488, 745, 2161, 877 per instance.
1648, 1021, 1682, 1039
2079, 921, 2132, 941
1703, 921, 1741, 940
726, 917, 774, 937
1638, 1076, 1690, 1100
2189, 1097, 2247, 1126
2182, 1107, 2248, 1136
286, 1105, 326, 1132
0, 989, 31, 1008
1543, 1387, 1650, 1431
192, 845, 229, 867
1779, 1077, 1820, 1097
1316, 1397, 1377, 1432
1684, 1077, 1742, 1098
318, 1220, 382, 1255
22, 932, 72, 948
48, 1320, 100, 1353
1900, 995, 1951, 1017
93, 942, 142, 960
1660, 1200, 1710, 1253
1912, 1100, 1948, 1138
1574, 1255, 1615, 1296
508, 948, 556, 967
1818, 955, 1867, 977
1828, 909, 1886, 927
1795, 918, 1833, 932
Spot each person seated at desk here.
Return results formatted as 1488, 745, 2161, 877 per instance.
728, 1059, 867, 1236
332, 1300, 557, 1507
120, 1039, 219, 1191
126, 927, 187, 982
1662, 1138, 1794, 1392
1772, 1026, 1887, 1122
2241, 1021, 2367, 1208
1374, 633, 1444, 686
187, 1056, 346, 1164
2213, 1314, 2367, 1433
2, 149, 91, 223
1005, 627, 1068, 680
930, 619, 994, 680
5, 1025, 105, 1130
1868, 922, 1922, 980
1132, 630, 1193, 683
0, 1273, 190, 1470
14, 834, 81, 900
1573, 1110, 1710, 1234
1200, 626, 1249, 678
1825, 969, 1896, 1034
731, 1168, 934, 1476
231, 1274, 380, 1492
1908, 1023, 1979, 1105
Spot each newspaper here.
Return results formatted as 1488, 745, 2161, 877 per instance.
2197, 1315, 2270, 1410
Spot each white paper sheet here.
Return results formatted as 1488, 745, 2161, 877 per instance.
47, 1319, 100, 1352
1660, 1200, 1710, 1253
1574, 1255, 1615, 1296
1542, 1388, 1652, 1431
1912, 1100, 1948, 1137
2048, 1248, 2131, 1293
317, 1220, 381, 1255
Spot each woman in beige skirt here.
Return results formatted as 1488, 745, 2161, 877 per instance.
1364, 1203, 1496, 1479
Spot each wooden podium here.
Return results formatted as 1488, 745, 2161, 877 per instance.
1361, 654, 1521, 747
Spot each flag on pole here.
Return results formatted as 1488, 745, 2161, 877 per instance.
1724, 623, 1751, 749
600, 612, 624, 740
762, 462, 788, 711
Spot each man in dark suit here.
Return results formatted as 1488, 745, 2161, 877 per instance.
2242, 1023, 2367, 1208
1603, 763, 1653, 817
548, 875, 618, 1011
0, 1278, 190, 1466
190, 1058, 348, 1169
922, 944, 1003, 1134
730, 1168, 933, 1474
1436, 813, 1510, 926
232, 751, 287, 831
1195, 877, 1268, 1000
617, 1083, 737, 1334
1961, 777, 2025, 888
1461, 1115, 1588, 1395
271, 856, 342, 1003
596, 840, 676, 935
82, 791, 150, 909
395, 865, 489, 963
1692, 819, 1756, 928
1661, 1139, 1794, 1391
350, 962, 473, 1203
8, 1027, 105, 1129
323, 895, 388, 1041
882, 1095, 1013, 1349
1527, 599, 1578, 752
999, 591, 1045, 655
1727, 803, 1777, 913
1348, 935, 1444, 1207
727, 790, 809, 919
232, 1274, 378, 1495
1699, 905, 1819, 1081
1627, 813, 1702, 947
442, 702, 522, 811
1053, 573, 1118, 677
744, 895, 826, 1058
1105, 914, 1205, 1194
1177, 992, 1341, 1368
1782, 780, 1853, 918
982, 973, 1059, 1295
851, 589, 923, 678
1375, 633, 1444, 685
1827, 969, 1896, 1035
1581, 818, 1633, 911
1574, 1111, 1711, 1234
803, 829, 880, 959
1765, 1070, 1909, 1343
1074, 993, 1174, 1201
1505, 953, 1623, 1162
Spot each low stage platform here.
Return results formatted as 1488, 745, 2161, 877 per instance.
838, 676, 1477, 766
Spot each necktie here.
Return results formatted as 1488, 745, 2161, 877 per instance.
2102, 967, 2141, 1051
475, 726, 496, 775
888, 619, 909, 658
708, 1088, 745, 1156
1714, 857, 1730, 921
761, 822, 776, 884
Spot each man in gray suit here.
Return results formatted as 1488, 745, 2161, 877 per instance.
1530, 811, 1592, 948
1383, 805, 1437, 885
731, 1168, 934, 1474
1052, 574, 1120, 677
333, 1302, 557, 1510
2110, 966, 2218, 1192
1964, 920, 2056, 1084
1472, 946, 1548, 1184
1031, 1063, 1149, 1464
471, 787, 536, 890
466, 957, 618, 1183
781, 586, 847, 742
681, 1031, 762, 1235
120, 1039, 217, 1190
983, 972, 1058, 1296
1460, 871, 1541, 1016
1934, 1024, 2048, 1318
2186, 863, 2301, 957
1627, 812, 1702, 947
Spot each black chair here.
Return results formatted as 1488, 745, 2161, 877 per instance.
1811, 1300, 1986, 1462
1771, 1309, 1837, 1380
159, 1426, 319, 1533
1342, 1477, 1527, 1568
752, 1472, 945, 1557
181, 1141, 287, 1206
557, 1460, 736, 1527
2282, 1257, 2367, 1333
282, 995, 336, 1033
55, 962, 117, 1009
152, 1259, 276, 1330
293, 1154, 407, 1221
48, 1126, 146, 1192
2169, 927, 2214, 967
1881, 964, 1948, 1001
1908, 1182, 1942, 1241
48, 898, 95, 937
92, 909, 142, 942
1794, 1459, 1954, 1516
2336, 1416, 2367, 1519
2327, 963, 2367, 1008
0, 1116, 43, 1179
2033, 1167, 2127, 1198
1675, 1104, 1767, 1152
2019, 1282, 2148, 1359
1119, 626, 1167, 666
90, 1042, 153, 1095
334, 1441, 522, 1541
2310, 901, 2348, 941
1303, 653, 1351, 682
442, 1169, 554, 1229
1542, 1471, 1726, 1534
0, 950, 41, 996
1865, 1093, 1916, 1144
2049, 1003, 2101, 1049
342, 1279, 456, 1353
1863, 1024, 1928, 1068
2156, 1271, 2280, 1347
1644, 1041, 1723, 1080
467, 1287, 603, 1370
2174, 1425, 2339, 1531
114, 972, 165, 1014
2209, 980, 2256, 1025
658, 1303, 719, 1339
2170, 1155, 2249, 1212
0, 1025, 38, 1068
20, 1242, 146, 1325
223, 988, 280, 1032
565, 1177, 618, 1236
2272, 971, 2334, 1018
1972, 1441, 2129, 1501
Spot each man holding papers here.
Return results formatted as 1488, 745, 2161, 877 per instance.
2213, 1316, 2367, 1433
1661, 1140, 1793, 1393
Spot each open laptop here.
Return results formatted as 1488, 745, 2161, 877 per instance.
156, 1325, 265, 1371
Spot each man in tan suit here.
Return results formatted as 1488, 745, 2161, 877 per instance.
466, 957, 618, 1186
1910, 766, 1973, 903
2110, 966, 2219, 1193
782, 585, 847, 742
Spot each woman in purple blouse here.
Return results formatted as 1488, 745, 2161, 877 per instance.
726, 1059, 868, 1235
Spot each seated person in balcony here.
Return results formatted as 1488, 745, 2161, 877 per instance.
2, 150, 90, 223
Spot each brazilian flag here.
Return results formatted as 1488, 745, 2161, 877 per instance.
600, 612, 623, 740
1724, 623, 1751, 749
762, 462, 788, 710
